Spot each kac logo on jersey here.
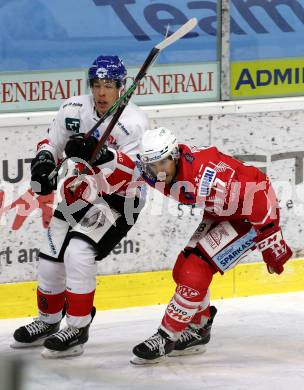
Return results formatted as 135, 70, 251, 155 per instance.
198, 167, 216, 196
65, 118, 80, 133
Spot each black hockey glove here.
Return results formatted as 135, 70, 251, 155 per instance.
65, 133, 98, 161
93, 145, 114, 166
31, 151, 57, 195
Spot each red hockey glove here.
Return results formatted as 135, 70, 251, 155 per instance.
254, 225, 292, 275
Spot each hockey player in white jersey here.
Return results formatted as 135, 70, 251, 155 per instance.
11, 55, 149, 358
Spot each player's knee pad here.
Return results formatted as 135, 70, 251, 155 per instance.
38, 258, 66, 293
173, 252, 214, 298
64, 237, 97, 293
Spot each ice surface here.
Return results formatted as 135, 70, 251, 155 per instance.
0, 292, 303, 390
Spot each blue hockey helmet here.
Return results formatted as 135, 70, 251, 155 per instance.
88, 55, 127, 87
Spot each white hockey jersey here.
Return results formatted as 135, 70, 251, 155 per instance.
36, 94, 150, 162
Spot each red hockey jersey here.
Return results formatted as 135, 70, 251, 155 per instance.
93, 144, 279, 231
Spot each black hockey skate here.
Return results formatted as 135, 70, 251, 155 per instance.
131, 328, 176, 365
41, 306, 96, 358
11, 307, 66, 349
169, 305, 217, 357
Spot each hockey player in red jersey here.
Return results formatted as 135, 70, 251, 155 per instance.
64, 126, 293, 364
130, 127, 293, 364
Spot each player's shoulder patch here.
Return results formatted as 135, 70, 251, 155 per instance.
61, 95, 90, 133
65, 117, 80, 133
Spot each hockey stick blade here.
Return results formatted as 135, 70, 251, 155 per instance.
135, 17, 198, 82
155, 18, 197, 50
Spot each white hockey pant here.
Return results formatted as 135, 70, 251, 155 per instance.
38, 238, 97, 327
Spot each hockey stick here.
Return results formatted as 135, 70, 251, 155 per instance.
63, 18, 198, 194
50, 18, 197, 182
49, 17, 197, 187
81, 17, 198, 173
48, 84, 139, 181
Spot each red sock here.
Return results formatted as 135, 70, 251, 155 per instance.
37, 288, 65, 314
65, 290, 95, 317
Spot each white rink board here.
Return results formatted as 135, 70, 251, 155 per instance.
0, 97, 304, 282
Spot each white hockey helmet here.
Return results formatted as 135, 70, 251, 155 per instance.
139, 127, 180, 164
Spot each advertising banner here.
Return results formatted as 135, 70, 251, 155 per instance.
231, 58, 304, 99
0, 63, 219, 112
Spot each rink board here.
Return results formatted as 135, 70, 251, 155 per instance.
1, 99, 304, 319
0, 258, 303, 319
2, 98, 304, 284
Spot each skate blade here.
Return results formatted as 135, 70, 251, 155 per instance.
130, 355, 166, 365
41, 344, 84, 359
10, 339, 45, 349
168, 344, 207, 357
